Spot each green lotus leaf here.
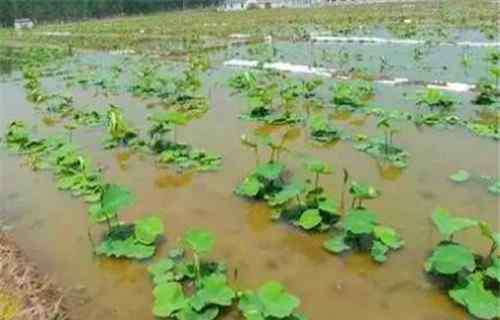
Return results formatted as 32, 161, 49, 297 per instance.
486, 258, 500, 282
449, 170, 471, 183
349, 181, 380, 199
374, 226, 404, 249
183, 229, 215, 255
236, 175, 264, 197
190, 274, 235, 311
238, 290, 266, 320
253, 163, 284, 181
425, 244, 476, 275
95, 237, 155, 260
98, 184, 134, 217
257, 281, 300, 318
323, 234, 351, 254
431, 208, 478, 241
488, 180, 500, 195
371, 240, 389, 263
344, 209, 378, 235
134, 216, 164, 245
298, 209, 322, 230
304, 159, 332, 175
479, 222, 500, 251
153, 282, 189, 318
177, 306, 219, 320
267, 182, 304, 206
318, 198, 338, 215
148, 258, 175, 284
449, 273, 500, 320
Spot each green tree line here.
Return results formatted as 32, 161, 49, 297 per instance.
0, 0, 223, 27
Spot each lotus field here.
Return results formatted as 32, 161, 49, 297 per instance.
0, 1, 499, 319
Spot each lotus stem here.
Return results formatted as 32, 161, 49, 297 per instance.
193, 252, 201, 285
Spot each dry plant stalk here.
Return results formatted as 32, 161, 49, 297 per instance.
0, 233, 68, 320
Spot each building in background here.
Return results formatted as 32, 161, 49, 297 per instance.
14, 18, 34, 30
221, 0, 322, 11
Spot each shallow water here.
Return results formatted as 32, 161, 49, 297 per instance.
0, 46, 499, 320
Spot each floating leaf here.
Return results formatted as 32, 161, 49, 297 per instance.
449, 273, 499, 320
236, 176, 264, 198
134, 216, 164, 245
425, 244, 476, 275
183, 229, 215, 255
177, 307, 219, 320
323, 235, 351, 254
298, 209, 322, 230
267, 182, 304, 206
488, 180, 500, 195
153, 282, 189, 318
431, 208, 478, 241
253, 163, 284, 181
374, 226, 404, 249
318, 198, 338, 215
344, 209, 378, 235
96, 237, 155, 260
449, 170, 471, 183
371, 240, 389, 263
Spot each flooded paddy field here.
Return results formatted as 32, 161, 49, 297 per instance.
0, 4, 499, 320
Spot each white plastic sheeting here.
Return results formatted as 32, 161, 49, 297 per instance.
223, 59, 476, 92
310, 35, 500, 47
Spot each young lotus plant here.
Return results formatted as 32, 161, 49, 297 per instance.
323, 208, 404, 263
238, 281, 307, 320
425, 209, 500, 320
103, 104, 139, 149
148, 230, 236, 319
349, 181, 380, 209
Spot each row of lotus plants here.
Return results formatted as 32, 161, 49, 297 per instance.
20, 56, 223, 173
7, 48, 499, 319
228, 49, 499, 146
234, 130, 404, 263
2, 121, 308, 320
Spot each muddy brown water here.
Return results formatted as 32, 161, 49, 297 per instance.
0, 57, 499, 320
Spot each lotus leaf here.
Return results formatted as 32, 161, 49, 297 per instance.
239, 281, 300, 319
344, 209, 378, 235
486, 258, 500, 282
449, 273, 500, 320
153, 282, 189, 318
298, 209, 322, 230
371, 240, 389, 263
135, 216, 164, 245
431, 208, 478, 241
96, 237, 156, 260
253, 163, 284, 181
425, 244, 476, 275
236, 176, 264, 198
373, 226, 404, 249
183, 229, 215, 255
190, 274, 235, 311
323, 235, 351, 254
267, 183, 304, 206
449, 170, 471, 183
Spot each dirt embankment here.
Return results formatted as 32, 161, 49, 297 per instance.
0, 233, 69, 320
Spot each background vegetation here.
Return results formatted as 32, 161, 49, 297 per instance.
0, 0, 223, 27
